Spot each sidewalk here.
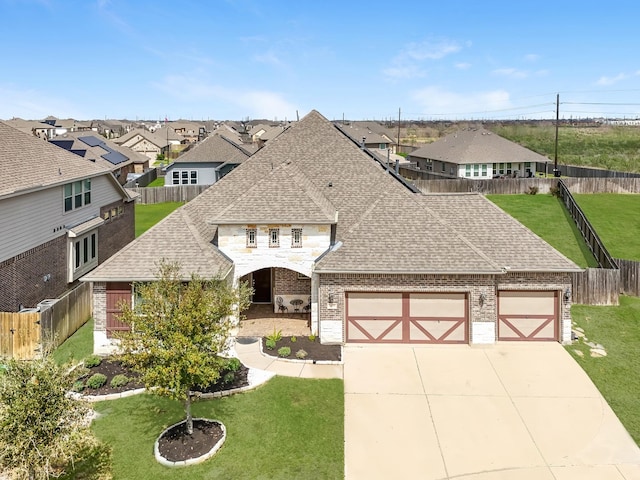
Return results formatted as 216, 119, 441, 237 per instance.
234, 337, 343, 380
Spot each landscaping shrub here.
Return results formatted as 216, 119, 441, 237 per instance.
73, 366, 91, 379
296, 349, 308, 359
526, 186, 539, 195
84, 355, 102, 368
278, 347, 291, 358
86, 374, 107, 389
72, 380, 85, 392
265, 338, 276, 350
222, 371, 236, 385
110, 374, 129, 388
266, 328, 282, 343
308, 334, 317, 342
549, 185, 561, 197
290, 336, 297, 343
226, 357, 241, 372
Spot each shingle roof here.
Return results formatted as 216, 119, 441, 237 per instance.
49, 132, 140, 170
409, 128, 551, 165
113, 128, 169, 148
82, 110, 580, 281
174, 134, 255, 164
0, 121, 113, 198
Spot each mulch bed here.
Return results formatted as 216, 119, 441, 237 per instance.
157, 419, 224, 462
77, 358, 250, 396
261, 336, 342, 362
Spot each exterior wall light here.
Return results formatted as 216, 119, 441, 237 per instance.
479, 292, 486, 307
564, 287, 571, 302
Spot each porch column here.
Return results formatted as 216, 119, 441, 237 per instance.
310, 272, 319, 335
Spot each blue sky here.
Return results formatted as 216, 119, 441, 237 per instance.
1, 0, 640, 121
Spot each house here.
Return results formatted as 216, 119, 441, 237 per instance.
49, 132, 149, 184
164, 133, 257, 186
4, 118, 57, 140
82, 111, 580, 354
113, 127, 176, 163
408, 128, 551, 178
248, 124, 287, 147
0, 121, 136, 312
170, 121, 206, 143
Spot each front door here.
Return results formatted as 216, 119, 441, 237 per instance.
251, 268, 272, 303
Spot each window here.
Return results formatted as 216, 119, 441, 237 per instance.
379, 143, 387, 150
473, 164, 479, 177
269, 228, 279, 247
73, 232, 97, 273
292, 228, 302, 248
64, 179, 91, 212
481, 164, 487, 177
246, 228, 257, 248
172, 170, 198, 185
441, 162, 446, 172
465, 165, 471, 177
506, 163, 512, 174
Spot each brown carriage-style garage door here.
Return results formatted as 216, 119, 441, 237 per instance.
498, 291, 558, 341
345, 292, 468, 344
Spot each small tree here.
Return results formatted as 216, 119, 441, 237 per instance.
0, 356, 104, 480
117, 261, 251, 434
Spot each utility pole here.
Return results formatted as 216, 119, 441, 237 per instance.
397, 108, 401, 153
554, 94, 560, 177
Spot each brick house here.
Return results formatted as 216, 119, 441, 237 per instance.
82, 111, 581, 353
0, 121, 135, 312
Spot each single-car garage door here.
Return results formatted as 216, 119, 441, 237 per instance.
345, 292, 468, 344
498, 291, 558, 341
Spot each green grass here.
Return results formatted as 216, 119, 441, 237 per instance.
574, 194, 640, 260
92, 376, 344, 479
489, 124, 640, 172
486, 194, 598, 267
135, 202, 183, 237
567, 296, 640, 445
147, 176, 165, 187
51, 318, 94, 365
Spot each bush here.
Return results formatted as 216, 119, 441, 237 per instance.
290, 336, 297, 343
278, 347, 291, 358
84, 355, 102, 368
308, 334, 317, 342
526, 186, 539, 195
74, 366, 91, 379
266, 328, 282, 343
86, 373, 107, 389
296, 349, 308, 359
110, 374, 129, 388
226, 357, 241, 372
222, 371, 236, 385
72, 380, 85, 392
265, 338, 276, 350
550, 185, 561, 197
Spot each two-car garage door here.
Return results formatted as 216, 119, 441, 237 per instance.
345, 292, 468, 344
345, 290, 559, 344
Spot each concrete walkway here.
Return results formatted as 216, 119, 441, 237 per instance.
344, 343, 640, 480
234, 337, 343, 379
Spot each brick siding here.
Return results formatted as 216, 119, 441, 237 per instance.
98, 200, 135, 262
273, 267, 311, 295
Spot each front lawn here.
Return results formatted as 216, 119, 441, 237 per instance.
567, 296, 640, 445
574, 194, 640, 260
147, 176, 165, 187
135, 201, 183, 237
92, 377, 344, 479
52, 318, 93, 365
486, 194, 598, 267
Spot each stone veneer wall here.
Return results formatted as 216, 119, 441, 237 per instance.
92, 282, 111, 354
317, 272, 573, 344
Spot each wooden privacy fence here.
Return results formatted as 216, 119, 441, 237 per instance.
571, 268, 620, 305
0, 312, 41, 359
616, 258, 640, 297
131, 185, 209, 204
124, 167, 159, 188
40, 282, 92, 352
0, 283, 92, 360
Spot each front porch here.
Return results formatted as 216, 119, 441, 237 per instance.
238, 303, 311, 337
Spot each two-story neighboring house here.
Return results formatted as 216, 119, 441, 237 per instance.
164, 133, 257, 186
0, 122, 135, 312
83, 111, 580, 354
408, 128, 551, 178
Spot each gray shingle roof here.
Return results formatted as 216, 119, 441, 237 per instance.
174, 134, 255, 164
0, 121, 113, 198
409, 128, 551, 165
82, 110, 580, 282
49, 132, 139, 170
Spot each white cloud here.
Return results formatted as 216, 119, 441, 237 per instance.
492, 68, 528, 79
152, 73, 296, 119
384, 39, 464, 80
455, 62, 471, 70
0, 85, 85, 120
411, 86, 511, 116
596, 72, 629, 86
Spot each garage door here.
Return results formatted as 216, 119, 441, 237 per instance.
498, 291, 558, 341
345, 292, 468, 344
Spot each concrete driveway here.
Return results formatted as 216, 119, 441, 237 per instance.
344, 343, 640, 480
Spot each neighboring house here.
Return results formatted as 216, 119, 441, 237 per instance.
4, 118, 57, 140
82, 111, 580, 354
170, 121, 206, 143
49, 132, 149, 184
336, 122, 395, 151
248, 124, 287, 147
164, 133, 257, 186
113, 128, 171, 162
408, 128, 551, 179
0, 121, 136, 312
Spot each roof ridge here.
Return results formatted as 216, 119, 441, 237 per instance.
219, 134, 254, 157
